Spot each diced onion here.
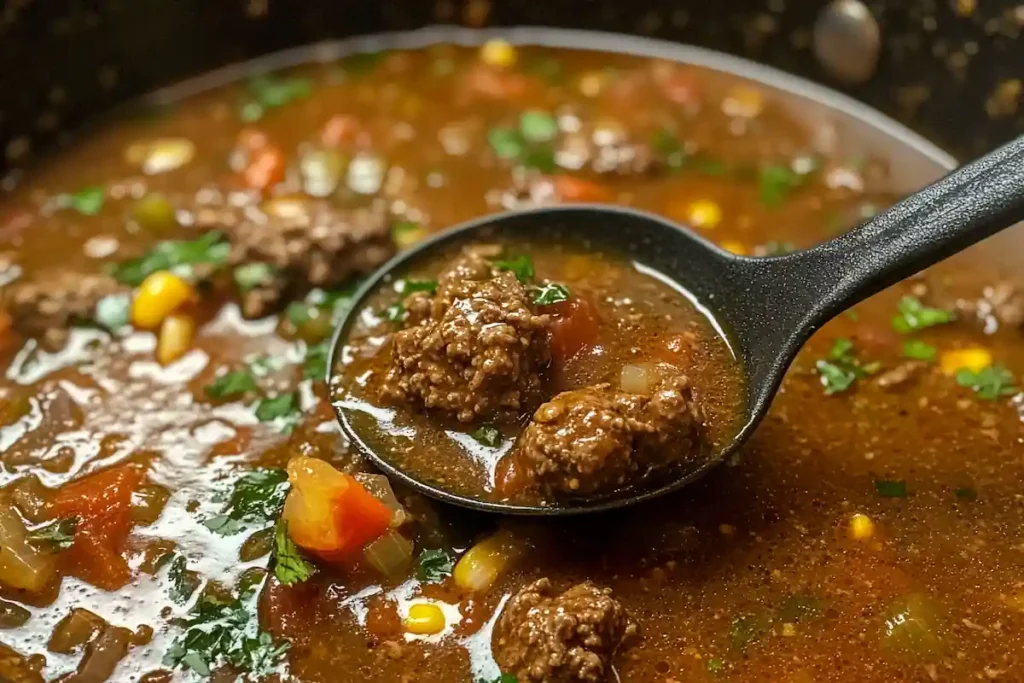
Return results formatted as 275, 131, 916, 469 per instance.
363, 529, 414, 578
453, 529, 527, 592
354, 473, 408, 527
620, 363, 655, 394
0, 502, 58, 593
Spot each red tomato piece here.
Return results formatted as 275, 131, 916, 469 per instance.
551, 175, 613, 203
50, 464, 145, 591
242, 146, 286, 193
547, 296, 601, 367
321, 115, 359, 148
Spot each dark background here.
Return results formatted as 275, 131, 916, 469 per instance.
0, 0, 1020, 174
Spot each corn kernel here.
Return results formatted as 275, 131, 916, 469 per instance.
453, 529, 526, 592
132, 271, 195, 329
480, 39, 517, 68
720, 239, 747, 255
687, 200, 723, 229
939, 346, 992, 376
156, 313, 195, 365
404, 602, 446, 635
847, 513, 875, 541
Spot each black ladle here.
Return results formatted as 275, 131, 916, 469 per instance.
329, 135, 1024, 516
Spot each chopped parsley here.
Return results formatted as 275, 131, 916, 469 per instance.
205, 369, 258, 400
398, 279, 438, 296
875, 479, 908, 498
902, 339, 937, 361
650, 128, 686, 170
815, 338, 880, 395
286, 285, 360, 332
69, 186, 105, 216
891, 296, 955, 334
519, 110, 558, 143
241, 73, 313, 121
255, 392, 300, 423
163, 584, 289, 678
272, 520, 317, 586
492, 254, 534, 283
167, 554, 200, 604
26, 517, 77, 550
416, 548, 455, 583
382, 302, 406, 323
530, 283, 570, 307
109, 231, 230, 286
471, 425, 502, 448
302, 341, 329, 381
955, 365, 1018, 400
203, 468, 289, 536
758, 164, 806, 207
476, 675, 518, 683
233, 263, 276, 291
338, 50, 387, 76
488, 127, 524, 160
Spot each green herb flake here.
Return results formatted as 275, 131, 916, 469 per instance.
471, 425, 502, 448
246, 73, 313, 112
519, 110, 559, 143
651, 128, 686, 170
399, 279, 438, 296
204, 369, 258, 400
954, 486, 978, 501
875, 479, 908, 498
233, 263, 276, 291
706, 658, 725, 674
488, 127, 525, 160
815, 337, 879, 395
955, 365, 1018, 400
70, 186, 105, 216
892, 296, 956, 334
902, 339, 937, 361
162, 585, 289, 678
203, 468, 289, 536
758, 164, 805, 208
109, 231, 230, 286
26, 517, 78, 551
382, 302, 407, 323
416, 548, 455, 583
93, 293, 132, 332
492, 254, 535, 283
339, 50, 387, 76
303, 341, 329, 381
273, 520, 317, 586
530, 283, 570, 306
520, 144, 557, 173
167, 554, 199, 604
255, 393, 300, 423
476, 675, 518, 683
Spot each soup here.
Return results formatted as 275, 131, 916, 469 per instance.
0, 40, 1021, 683
334, 237, 743, 505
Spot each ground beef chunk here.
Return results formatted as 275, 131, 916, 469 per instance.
2, 271, 127, 348
494, 578, 637, 683
182, 193, 394, 317
515, 370, 704, 496
381, 248, 550, 422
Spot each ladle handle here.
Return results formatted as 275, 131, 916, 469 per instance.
756, 135, 1024, 341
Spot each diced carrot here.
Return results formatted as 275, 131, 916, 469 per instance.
321, 115, 359, 148
50, 464, 145, 591
551, 175, 613, 203
242, 146, 286, 193
282, 457, 392, 562
547, 296, 600, 366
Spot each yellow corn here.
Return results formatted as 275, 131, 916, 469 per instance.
393, 223, 427, 250
156, 313, 195, 365
453, 529, 527, 592
480, 39, 517, 68
847, 513, 875, 541
132, 271, 195, 329
687, 200, 723, 230
404, 603, 446, 635
939, 346, 991, 376
720, 240, 747, 256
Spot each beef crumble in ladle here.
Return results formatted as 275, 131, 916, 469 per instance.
329, 135, 1024, 516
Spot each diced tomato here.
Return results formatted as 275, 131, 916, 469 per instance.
547, 296, 600, 366
551, 175, 613, 203
210, 426, 252, 458
282, 457, 392, 562
49, 464, 145, 591
242, 146, 286, 193
321, 115, 359, 148
236, 128, 269, 154
464, 64, 530, 100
